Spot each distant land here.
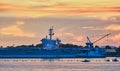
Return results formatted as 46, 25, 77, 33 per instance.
0, 43, 120, 57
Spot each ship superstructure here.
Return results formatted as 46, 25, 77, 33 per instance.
41, 26, 61, 49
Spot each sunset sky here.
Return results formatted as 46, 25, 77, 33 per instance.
0, 0, 120, 47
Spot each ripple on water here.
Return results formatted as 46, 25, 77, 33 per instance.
0, 58, 120, 71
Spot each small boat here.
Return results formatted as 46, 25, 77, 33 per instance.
106, 59, 110, 62
112, 58, 118, 62
82, 59, 90, 62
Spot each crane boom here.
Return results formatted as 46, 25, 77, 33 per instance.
93, 33, 111, 44
86, 36, 93, 47
87, 36, 91, 43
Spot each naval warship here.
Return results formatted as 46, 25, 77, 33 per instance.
0, 27, 106, 58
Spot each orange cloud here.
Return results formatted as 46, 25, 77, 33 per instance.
73, 36, 83, 42
105, 24, 120, 31
82, 26, 94, 29
0, 2, 120, 17
16, 21, 25, 25
57, 28, 83, 45
0, 21, 36, 37
34, 0, 50, 2
62, 32, 84, 45
111, 34, 120, 45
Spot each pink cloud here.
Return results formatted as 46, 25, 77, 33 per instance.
111, 33, 120, 45
112, 34, 120, 41
56, 28, 84, 45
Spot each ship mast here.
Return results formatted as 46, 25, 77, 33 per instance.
49, 26, 54, 40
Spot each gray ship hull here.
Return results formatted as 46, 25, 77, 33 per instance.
0, 47, 106, 58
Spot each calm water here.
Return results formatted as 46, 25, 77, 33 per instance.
0, 57, 120, 71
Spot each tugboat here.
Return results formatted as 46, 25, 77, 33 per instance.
106, 59, 111, 62
112, 58, 119, 62
82, 59, 90, 62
